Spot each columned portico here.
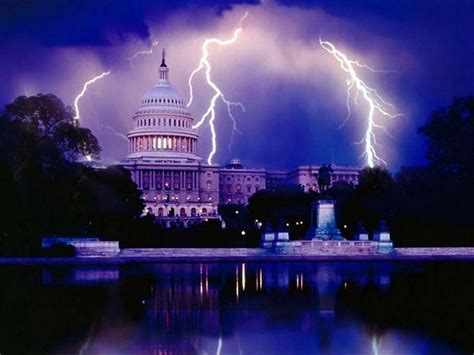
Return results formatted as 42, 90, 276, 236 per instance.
121, 49, 220, 226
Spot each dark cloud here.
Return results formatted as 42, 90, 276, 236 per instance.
0, 0, 259, 46
0, 1, 473, 171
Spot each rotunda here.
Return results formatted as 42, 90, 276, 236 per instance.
126, 49, 200, 163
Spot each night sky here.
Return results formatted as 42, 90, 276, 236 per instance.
1, 0, 473, 171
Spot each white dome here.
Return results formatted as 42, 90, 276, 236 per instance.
126, 50, 200, 163
137, 83, 190, 116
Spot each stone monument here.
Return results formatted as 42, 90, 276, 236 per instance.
260, 223, 276, 248
374, 220, 393, 253
260, 221, 292, 251
306, 200, 344, 240
354, 221, 369, 241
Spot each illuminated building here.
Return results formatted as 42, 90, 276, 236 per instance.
121, 51, 359, 226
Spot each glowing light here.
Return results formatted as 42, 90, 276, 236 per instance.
216, 335, 223, 355
127, 41, 159, 61
187, 12, 248, 165
371, 335, 382, 355
319, 38, 402, 167
73, 71, 111, 123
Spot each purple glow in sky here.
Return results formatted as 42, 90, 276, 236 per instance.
1, 1, 473, 170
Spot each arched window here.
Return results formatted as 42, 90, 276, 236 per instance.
180, 208, 186, 217
191, 208, 196, 217
201, 208, 208, 216
158, 207, 164, 217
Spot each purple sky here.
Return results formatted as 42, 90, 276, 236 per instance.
1, 1, 473, 171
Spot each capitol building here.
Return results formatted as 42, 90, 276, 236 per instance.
121, 52, 359, 227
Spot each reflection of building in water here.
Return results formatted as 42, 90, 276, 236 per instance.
42, 266, 119, 285
69, 262, 396, 354
120, 52, 360, 227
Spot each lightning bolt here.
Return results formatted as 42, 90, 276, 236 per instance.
97, 120, 128, 142
127, 41, 159, 61
187, 12, 248, 165
319, 38, 402, 168
73, 71, 111, 124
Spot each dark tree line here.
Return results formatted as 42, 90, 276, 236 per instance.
0, 94, 472, 252
248, 97, 474, 246
0, 94, 144, 256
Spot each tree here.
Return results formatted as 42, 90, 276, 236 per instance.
1, 94, 100, 165
350, 167, 395, 233
0, 94, 142, 255
248, 185, 312, 238
418, 96, 474, 176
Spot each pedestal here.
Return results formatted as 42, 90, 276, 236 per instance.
306, 200, 344, 240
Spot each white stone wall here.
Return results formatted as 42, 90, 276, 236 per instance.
218, 168, 266, 204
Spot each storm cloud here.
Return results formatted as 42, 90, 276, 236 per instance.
1, 0, 473, 170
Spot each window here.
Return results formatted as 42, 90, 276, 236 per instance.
164, 171, 171, 190
186, 172, 193, 190
143, 171, 151, 190
206, 180, 212, 189
236, 184, 242, 192
191, 208, 196, 217
247, 185, 252, 193
155, 171, 162, 190
173, 171, 180, 190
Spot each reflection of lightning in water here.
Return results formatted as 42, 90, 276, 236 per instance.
371, 335, 382, 355
127, 41, 159, 61
78, 322, 96, 355
73, 71, 111, 124
216, 335, 223, 355
319, 38, 402, 167
187, 12, 248, 165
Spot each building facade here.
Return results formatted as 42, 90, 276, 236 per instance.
121, 52, 360, 225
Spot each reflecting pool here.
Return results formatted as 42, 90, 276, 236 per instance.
0, 261, 472, 354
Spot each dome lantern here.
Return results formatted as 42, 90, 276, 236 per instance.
158, 48, 169, 83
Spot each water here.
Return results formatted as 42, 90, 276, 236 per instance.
0, 261, 472, 354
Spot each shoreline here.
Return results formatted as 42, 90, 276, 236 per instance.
1, 247, 474, 264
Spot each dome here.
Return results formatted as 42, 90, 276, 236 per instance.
126, 49, 200, 163
137, 84, 189, 115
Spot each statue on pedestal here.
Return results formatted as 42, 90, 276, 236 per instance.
306, 200, 344, 240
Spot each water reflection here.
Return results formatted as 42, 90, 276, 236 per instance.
0, 261, 470, 354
